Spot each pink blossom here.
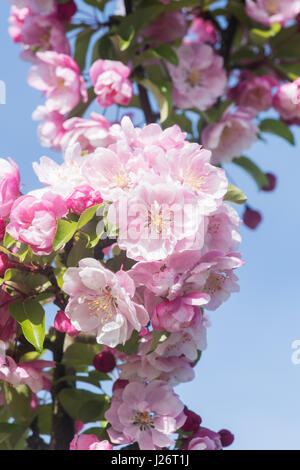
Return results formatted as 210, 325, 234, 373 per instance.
0, 219, 6, 240
70, 434, 113, 450
61, 113, 113, 153
6, 192, 67, 255
167, 43, 227, 110
66, 185, 103, 215
246, 0, 300, 26
0, 291, 16, 342
63, 258, 149, 348
201, 108, 258, 164
186, 17, 217, 45
184, 426, 222, 450
181, 408, 202, 433
0, 158, 20, 218
28, 51, 87, 114
142, 11, 187, 43
32, 106, 66, 150
203, 204, 242, 254
8, 6, 30, 43
0, 356, 55, 393
152, 292, 210, 332
90, 60, 133, 107
54, 310, 79, 338
20, 14, 70, 61
8, 0, 55, 15
105, 380, 186, 450
273, 79, 300, 122
229, 75, 278, 114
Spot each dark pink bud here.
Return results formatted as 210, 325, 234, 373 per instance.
218, 429, 234, 447
54, 310, 79, 338
0, 219, 5, 240
56, 0, 77, 22
262, 173, 277, 192
75, 421, 84, 434
243, 206, 262, 229
112, 379, 129, 392
181, 408, 202, 432
93, 351, 116, 373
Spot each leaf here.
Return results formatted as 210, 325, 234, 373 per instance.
152, 44, 178, 66
9, 299, 45, 352
259, 118, 295, 145
116, 330, 140, 356
140, 78, 172, 123
53, 218, 77, 251
77, 204, 103, 230
233, 156, 268, 189
0, 423, 24, 434
37, 405, 52, 435
58, 389, 110, 423
250, 22, 281, 45
119, 25, 135, 51
74, 27, 95, 71
224, 184, 247, 205
3, 383, 35, 424
147, 330, 170, 355
118, 5, 165, 42
63, 342, 103, 371
68, 86, 96, 119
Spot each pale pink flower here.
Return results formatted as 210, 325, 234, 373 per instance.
152, 292, 210, 332
70, 435, 113, 450
90, 60, 133, 107
6, 192, 67, 255
0, 356, 55, 393
20, 14, 70, 61
32, 106, 66, 150
28, 51, 87, 114
184, 427, 222, 450
61, 113, 113, 153
63, 258, 149, 348
273, 79, 300, 122
66, 185, 103, 215
246, 0, 300, 26
8, 0, 55, 14
0, 158, 20, 218
229, 75, 278, 114
186, 17, 217, 45
201, 108, 258, 164
203, 204, 242, 254
105, 380, 186, 450
167, 43, 227, 110
142, 11, 187, 43
8, 5, 30, 43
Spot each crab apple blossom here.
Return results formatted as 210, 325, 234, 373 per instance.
167, 43, 227, 111
186, 17, 217, 45
273, 79, 300, 122
63, 258, 149, 348
70, 434, 113, 451
245, 0, 300, 26
181, 408, 202, 433
0, 158, 20, 218
32, 106, 66, 150
229, 75, 278, 114
184, 426, 222, 450
66, 185, 103, 215
203, 204, 242, 254
6, 191, 67, 255
8, 6, 30, 43
0, 219, 6, 240
54, 310, 79, 338
201, 108, 258, 164
60, 113, 113, 154
27, 51, 87, 115
0, 291, 16, 342
20, 14, 70, 61
142, 11, 187, 44
105, 380, 186, 450
90, 60, 133, 108
8, 0, 55, 15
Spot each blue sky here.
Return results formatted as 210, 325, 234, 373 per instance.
1, 1, 300, 450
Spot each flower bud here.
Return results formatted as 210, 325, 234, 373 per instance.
243, 206, 262, 229
93, 351, 116, 373
181, 408, 202, 432
262, 173, 277, 192
218, 429, 234, 447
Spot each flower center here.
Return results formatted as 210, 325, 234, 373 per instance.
265, 0, 280, 15
56, 77, 66, 89
185, 171, 207, 191
203, 273, 227, 295
132, 411, 155, 431
147, 201, 172, 235
83, 288, 116, 324
187, 69, 202, 86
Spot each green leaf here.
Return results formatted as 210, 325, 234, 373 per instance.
147, 330, 170, 355
118, 5, 165, 42
74, 27, 95, 71
68, 86, 96, 119
9, 299, 45, 352
119, 25, 135, 51
0, 423, 24, 434
116, 330, 140, 355
3, 383, 35, 425
250, 22, 281, 45
63, 342, 103, 371
224, 184, 247, 205
58, 389, 110, 423
53, 218, 77, 251
3, 232, 16, 249
152, 44, 178, 66
259, 118, 295, 145
233, 156, 268, 189
82, 0, 106, 10
77, 204, 103, 230
140, 78, 172, 123
37, 405, 52, 435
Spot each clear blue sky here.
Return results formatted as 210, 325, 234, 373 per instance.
1, 1, 300, 450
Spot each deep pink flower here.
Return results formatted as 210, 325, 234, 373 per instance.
0, 291, 16, 342
202, 108, 258, 164
66, 185, 103, 215
105, 380, 186, 450
167, 43, 227, 110
63, 258, 149, 348
186, 17, 217, 45
0, 158, 20, 218
246, 0, 300, 26
54, 310, 79, 338
181, 408, 202, 433
55, 0, 77, 22
70, 434, 113, 450
90, 60, 133, 107
28, 51, 87, 114
0, 219, 6, 240
6, 192, 67, 255
218, 429, 234, 447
